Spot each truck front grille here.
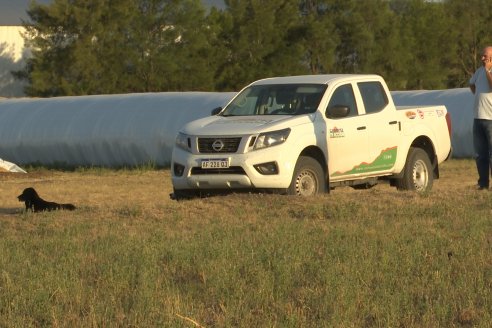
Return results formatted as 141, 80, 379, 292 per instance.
198, 137, 242, 153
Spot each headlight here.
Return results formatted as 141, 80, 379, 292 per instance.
254, 128, 291, 150
175, 132, 191, 151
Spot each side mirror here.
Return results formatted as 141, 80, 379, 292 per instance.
211, 107, 222, 115
326, 105, 350, 119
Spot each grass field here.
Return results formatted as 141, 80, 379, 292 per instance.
0, 159, 491, 327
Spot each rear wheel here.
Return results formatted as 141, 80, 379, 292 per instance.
396, 147, 433, 192
287, 156, 327, 196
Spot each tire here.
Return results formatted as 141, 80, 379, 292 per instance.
396, 147, 433, 192
287, 156, 327, 196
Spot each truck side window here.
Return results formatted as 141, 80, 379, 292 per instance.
326, 84, 358, 118
358, 81, 388, 114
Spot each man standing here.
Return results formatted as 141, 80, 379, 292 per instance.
469, 46, 492, 190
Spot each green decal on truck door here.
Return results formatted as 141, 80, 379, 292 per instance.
332, 147, 397, 176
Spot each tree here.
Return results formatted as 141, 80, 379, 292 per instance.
16, 0, 491, 95
394, 0, 456, 89
328, 0, 408, 89
125, 0, 216, 91
216, 0, 306, 91
445, 0, 492, 87
356, 0, 409, 89
297, 0, 339, 74
329, 0, 371, 73
17, 0, 215, 96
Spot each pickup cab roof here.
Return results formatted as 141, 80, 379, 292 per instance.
250, 74, 384, 86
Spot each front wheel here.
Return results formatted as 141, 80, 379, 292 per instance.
287, 156, 327, 196
395, 147, 433, 192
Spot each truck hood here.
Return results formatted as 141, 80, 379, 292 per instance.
180, 115, 312, 135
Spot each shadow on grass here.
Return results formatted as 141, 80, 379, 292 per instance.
0, 207, 23, 215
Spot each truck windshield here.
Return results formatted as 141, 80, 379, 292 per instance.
221, 84, 327, 116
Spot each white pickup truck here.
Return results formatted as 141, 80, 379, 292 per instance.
170, 74, 452, 199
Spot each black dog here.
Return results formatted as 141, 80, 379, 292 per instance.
17, 187, 76, 212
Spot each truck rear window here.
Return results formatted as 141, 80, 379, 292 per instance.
358, 81, 389, 114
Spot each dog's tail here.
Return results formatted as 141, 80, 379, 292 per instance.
61, 203, 76, 211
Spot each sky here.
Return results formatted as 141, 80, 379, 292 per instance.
0, 0, 225, 26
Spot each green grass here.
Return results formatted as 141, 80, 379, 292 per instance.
1, 159, 491, 327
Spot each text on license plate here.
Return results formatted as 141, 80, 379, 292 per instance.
201, 159, 229, 169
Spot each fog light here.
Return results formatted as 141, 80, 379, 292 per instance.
173, 163, 185, 177
254, 161, 278, 175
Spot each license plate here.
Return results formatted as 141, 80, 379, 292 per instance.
201, 158, 229, 169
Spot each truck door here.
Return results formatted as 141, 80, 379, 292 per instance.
356, 81, 400, 174
324, 83, 371, 180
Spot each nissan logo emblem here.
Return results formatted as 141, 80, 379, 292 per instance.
212, 139, 224, 152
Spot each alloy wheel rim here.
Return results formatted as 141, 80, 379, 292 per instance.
412, 159, 428, 191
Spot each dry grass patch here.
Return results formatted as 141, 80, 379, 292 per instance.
0, 159, 491, 327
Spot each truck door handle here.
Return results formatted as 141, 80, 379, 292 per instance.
389, 120, 401, 131
357, 126, 366, 130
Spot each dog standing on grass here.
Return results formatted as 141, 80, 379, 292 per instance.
17, 187, 76, 212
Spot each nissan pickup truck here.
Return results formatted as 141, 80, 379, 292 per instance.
170, 74, 452, 199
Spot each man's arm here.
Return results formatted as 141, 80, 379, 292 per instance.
485, 69, 492, 90
484, 55, 492, 90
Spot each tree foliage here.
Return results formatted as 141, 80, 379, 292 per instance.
14, 0, 492, 96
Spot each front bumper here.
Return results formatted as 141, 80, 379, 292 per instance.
171, 145, 296, 191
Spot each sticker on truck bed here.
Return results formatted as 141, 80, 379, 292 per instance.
331, 146, 397, 176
